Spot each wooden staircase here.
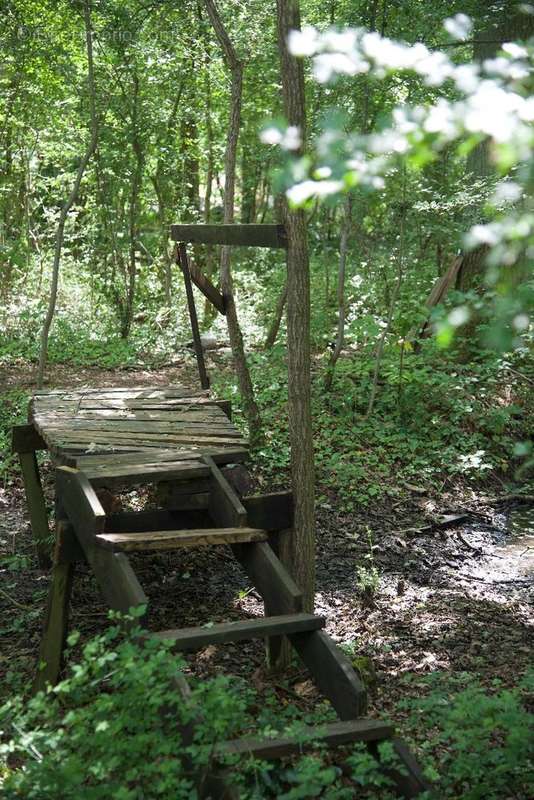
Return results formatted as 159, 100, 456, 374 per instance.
32, 447, 429, 798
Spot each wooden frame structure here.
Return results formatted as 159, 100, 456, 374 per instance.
12, 225, 430, 795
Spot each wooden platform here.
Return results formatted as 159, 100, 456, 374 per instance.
28, 385, 247, 464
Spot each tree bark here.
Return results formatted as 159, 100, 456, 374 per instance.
276, 0, 316, 613
204, 0, 263, 448
37, 1, 98, 388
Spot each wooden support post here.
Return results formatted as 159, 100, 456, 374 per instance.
18, 450, 51, 569
32, 521, 75, 693
56, 467, 148, 621
177, 243, 210, 390
289, 630, 368, 718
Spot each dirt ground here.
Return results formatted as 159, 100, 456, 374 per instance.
1, 364, 532, 733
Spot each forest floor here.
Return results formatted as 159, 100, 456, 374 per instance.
1, 361, 533, 743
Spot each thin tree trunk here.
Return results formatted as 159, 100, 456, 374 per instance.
324, 193, 353, 390
204, 0, 263, 448
365, 184, 407, 419
276, 0, 315, 614
37, 1, 98, 388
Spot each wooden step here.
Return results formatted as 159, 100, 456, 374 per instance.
95, 527, 268, 552
153, 613, 324, 650
215, 718, 394, 760
82, 460, 210, 489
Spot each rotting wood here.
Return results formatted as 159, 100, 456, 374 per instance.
289, 629, 367, 718
18, 450, 51, 568
95, 527, 268, 552
216, 718, 394, 760
153, 613, 324, 650
171, 223, 288, 249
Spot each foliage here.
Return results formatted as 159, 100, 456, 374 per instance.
0, 618, 399, 799
399, 670, 534, 799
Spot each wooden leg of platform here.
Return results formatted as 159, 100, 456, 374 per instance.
32, 523, 75, 694
19, 450, 51, 569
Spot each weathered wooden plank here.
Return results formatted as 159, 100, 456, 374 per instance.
33, 386, 206, 401
96, 527, 267, 552
35, 408, 229, 424
189, 260, 226, 315
60, 444, 249, 463
289, 630, 367, 719
73, 449, 217, 468
153, 613, 324, 651
232, 541, 303, 615
242, 492, 294, 531
205, 456, 247, 528
48, 429, 247, 447
216, 718, 394, 760
171, 223, 288, 249
38, 419, 238, 434
82, 461, 210, 489
18, 450, 51, 568
54, 521, 85, 564
12, 424, 47, 454
32, 544, 74, 693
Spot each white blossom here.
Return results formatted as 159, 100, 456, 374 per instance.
444, 13, 472, 41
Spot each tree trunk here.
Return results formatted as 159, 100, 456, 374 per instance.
204, 0, 263, 448
37, 0, 98, 388
276, 0, 315, 614
325, 193, 353, 390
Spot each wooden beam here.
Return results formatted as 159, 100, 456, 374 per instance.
205, 456, 247, 528
32, 523, 74, 693
289, 630, 367, 719
216, 718, 394, 760
177, 243, 210, 390
232, 541, 302, 615
242, 492, 293, 531
18, 450, 51, 568
11, 424, 47, 454
171, 223, 288, 249
189, 261, 226, 315
56, 467, 147, 618
153, 613, 324, 651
